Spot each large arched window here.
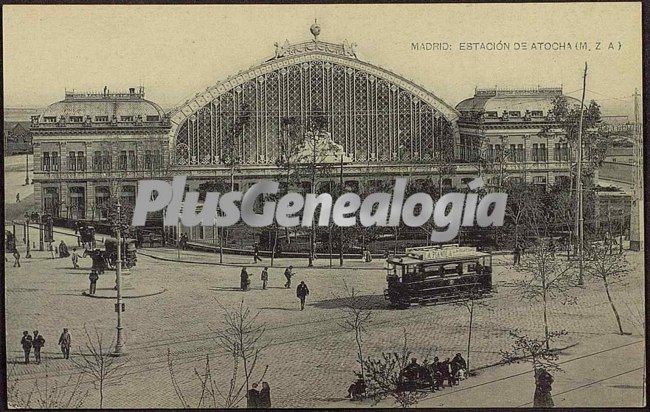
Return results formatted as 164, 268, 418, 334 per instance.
173, 60, 454, 166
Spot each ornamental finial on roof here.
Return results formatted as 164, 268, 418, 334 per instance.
310, 19, 321, 41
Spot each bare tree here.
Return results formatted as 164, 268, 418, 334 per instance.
337, 280, 373, 383
452, 288, 493, 374
166, 300, 269, 408
7, 363, 89, 409
506, 239, 576, 350
584, 242, 631, 335
70, 326, 127, 408
214, 298, 270, 407
167, 350, 255, 409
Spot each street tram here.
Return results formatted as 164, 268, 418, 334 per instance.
384, 245, 493, 308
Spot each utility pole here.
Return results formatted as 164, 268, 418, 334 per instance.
576, 62, 588, 285
630, 88, 643, 251
339, 154, 344, 266
114, 199, 125, 355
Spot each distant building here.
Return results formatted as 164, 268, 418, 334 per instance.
4, 121, 33, 155
455, 87, 581, 188
30, 87, 171, 220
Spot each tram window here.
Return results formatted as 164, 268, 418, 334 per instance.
423, 265, 439, 274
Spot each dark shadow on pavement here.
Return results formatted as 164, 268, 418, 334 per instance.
209, 287, 246, 292
310, 294, 392, 310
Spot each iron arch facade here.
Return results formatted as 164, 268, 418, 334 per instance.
168, 44, 460, 171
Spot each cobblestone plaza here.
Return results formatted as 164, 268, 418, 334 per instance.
4, 216, 645, 408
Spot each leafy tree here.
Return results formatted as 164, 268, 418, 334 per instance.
500, 329, 568, 373
361, 329, 430, 408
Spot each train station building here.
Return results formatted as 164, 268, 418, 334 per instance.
31, 24, 583, 229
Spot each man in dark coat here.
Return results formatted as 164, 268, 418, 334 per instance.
13, 249, 21, 267
253, 243, 262, 263
32, 330, 45, 363
284, 266, 294, 288
296, 281, 309, 310
399, 358, 422, 391
58, 328, 71, 359
513, 245, 521, 265
534, 367, 554, 407
89, 269, 99, 295
430, 357, 444, 389
259, 382, 271, 407
260, 267, 269, 290
21, 331, 32, 363
246, 383, 260, 408
438, 358, 453, 387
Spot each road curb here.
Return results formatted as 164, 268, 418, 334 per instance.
136, 249, 381, 270
81, 287, 167, 299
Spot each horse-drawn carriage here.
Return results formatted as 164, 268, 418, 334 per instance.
76, 222, 96, 249
84, 237, 137, 273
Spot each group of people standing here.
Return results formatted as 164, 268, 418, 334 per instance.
400, 354, 467, 391
239, 266, 310, 310
246, 381, 271, 408
20, 328, 71, 364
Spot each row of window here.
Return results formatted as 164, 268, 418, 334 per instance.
458, 142, 570, 163
486, 143, 570, 162
43, 186, 136, 220
42, 150, 163, 172
41, 115, 160, 123
483, 110, 545, 118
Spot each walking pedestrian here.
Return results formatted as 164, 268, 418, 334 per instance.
284, 266, 294, 289
88, 269, 99, 295
240, 267, 250, 291
13, 249, 21, 267
246, 382, 260, 408
49, 241, 57, 258
58, 328, 71, 359
296, 281, 310, 310
71, 248, 80, 269
20, 331, 32, 363
534, 367, 554, 407
513, 245, 521, 266
253, 243, 262, 263
261, 267, 269, 290
259, 382, 271, 407
16, 193, 20, 203
32, 331, 45, 363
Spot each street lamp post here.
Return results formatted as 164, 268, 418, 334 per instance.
25, 153, 30, 185
114, 199, 125, 356
25, 214, 32, 258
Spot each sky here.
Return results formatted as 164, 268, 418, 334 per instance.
3, 3, 643, 118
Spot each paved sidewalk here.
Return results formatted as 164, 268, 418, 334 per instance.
321, 332, 644, 408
